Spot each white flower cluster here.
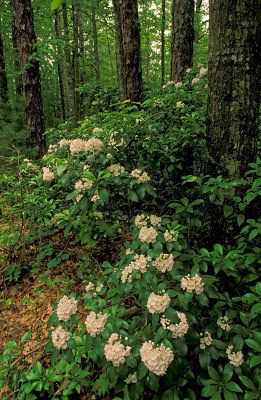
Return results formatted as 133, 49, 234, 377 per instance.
85, 282, 104, 295
93, 127, 103, 133
56, 295, 78, 322
161, 312, 189, 338
104, 333, 131, 367
130, 169, 150, 183
69, 138, 103, 154
125, 372, 138, 384
85, 282, 95, 291
152, 253, 174, 273
200, 331, 213, 349
121, 254, 151, 283
192, 76, 200, 85
48, 144, 58, 153
85, 311, 108, 337
181, 274, 204, 295
150, 215, 161, 227
74, 178, 93, 191
109, 132, 125, 147
176, 101, 185, 108
76, 194, 83, 203
134, 213, 168, 245
226, 345, 244, 367
91, 193, 100, 202
42, 167, 54, 182
51, 326, 70, 350
164, 230, 178, 242
134, 214, 147, 228
147, 293, 171, 314
96, 284, 104, 292
162, 80, 183, 89
199, 66, 207, 75
191, 68, 207, 86
140, 341, 174, 376
139, 226, 158, 243
58, 138, 71, 147
108, 163, 125, 176
217, 316, 231, 331
125, 248, 134, 255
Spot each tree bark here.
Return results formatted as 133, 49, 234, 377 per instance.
10, 0, 46, 158
54, 9, 66, 121
161, 0, 166, 87
72, 0, 80, 120
207, 0, 261, 177
62, 0, 74, 118
113, 0, 143, 102
10, 11, 23, 97
112, 0, 124, 97
0, 24, 8, 104
170, 0, 194, 82
91, 6, 100, 83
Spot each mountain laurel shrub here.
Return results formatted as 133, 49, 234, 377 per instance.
0, 71, 260, 400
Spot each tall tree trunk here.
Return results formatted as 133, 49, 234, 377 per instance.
91, 6, 100, 83
0, 24, 8, 104
106, 25, 114, 76
113, 0, 143, 102
11, 13, 23, 97
54, 9, 66, 121
11, 0, 46, 158
112, 0, 124, 96
207, 0, 261, 177
62, 0, 74, 118
170, 0, 194, 82
161, 0, 166, 87
72, 0, 80, 121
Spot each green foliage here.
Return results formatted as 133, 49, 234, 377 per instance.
1, 73, 260, 399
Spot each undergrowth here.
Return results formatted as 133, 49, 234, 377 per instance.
0, 69, 260, 400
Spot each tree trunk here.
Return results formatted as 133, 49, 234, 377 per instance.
91, 6, 100, 83
161, 0, 166, 87
11, 12, 23, 97
54, 10, 66, 121
207, 0, 261, 177
62, 0, 74, 118
0, 24, 8, 104
11, 0, 46, 158
170, 0, 194, 82
112, 0, 124, 97
113, 0, 143, 102
72, 0, 80, 121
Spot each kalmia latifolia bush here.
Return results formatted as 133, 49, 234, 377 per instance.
0, 69, 260, 400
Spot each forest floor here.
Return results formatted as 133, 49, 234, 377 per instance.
0, 196, 103, 399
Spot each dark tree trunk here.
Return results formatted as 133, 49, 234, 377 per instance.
161, 0, 166, 87
207, 0, 261, 177
62, 0, 74, 118
91, 6, 100, 83
112, 0, 125, 97
11, 0, 46, 158
54, 10, 66, 121
0, 25, 8, 104
11, 12, 23, 97
113, 0, 143, 102
72, 0, 80, 120
170, 0, 194, 82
